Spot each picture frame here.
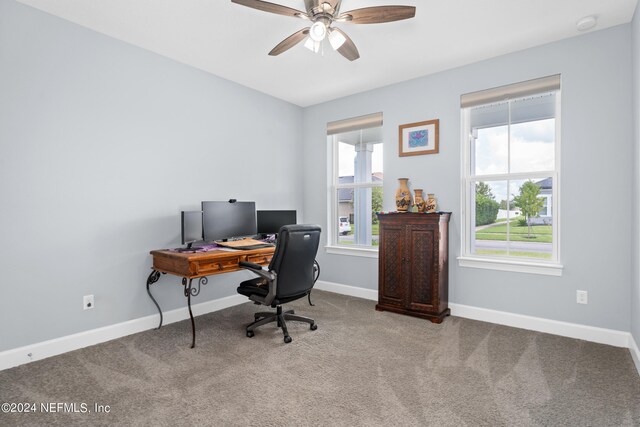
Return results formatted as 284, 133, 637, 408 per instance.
399, 119, 439, 157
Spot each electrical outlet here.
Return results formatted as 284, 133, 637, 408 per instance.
576, 290, 588, 305
83, 295, 94, 310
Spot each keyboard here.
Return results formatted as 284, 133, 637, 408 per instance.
230, 243, 275, 250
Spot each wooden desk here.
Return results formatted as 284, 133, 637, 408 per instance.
146, 246, 275, 348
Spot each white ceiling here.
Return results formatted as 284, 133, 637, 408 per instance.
17, 0, 638, 107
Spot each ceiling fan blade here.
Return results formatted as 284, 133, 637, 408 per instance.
336, 6, 416, 24
333, 28, 360, 61
269, 28, 310, 56
232, 0, 309, 20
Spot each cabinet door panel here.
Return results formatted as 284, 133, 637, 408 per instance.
379, 224, 405, 306
408, 227, 437, 311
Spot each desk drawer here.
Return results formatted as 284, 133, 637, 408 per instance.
196, 257, 241, 275
246, 254, 272, 266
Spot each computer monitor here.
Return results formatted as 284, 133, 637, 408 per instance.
202, 201, 257, 242
257, 210, 297, 235
180, 210, 203, 249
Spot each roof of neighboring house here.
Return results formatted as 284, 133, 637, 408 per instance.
535, 177, 553, 189
338, 175, 383, 202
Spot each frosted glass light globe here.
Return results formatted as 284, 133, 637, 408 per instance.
309, 21, 327, 42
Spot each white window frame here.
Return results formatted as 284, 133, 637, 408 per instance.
325, 113, 383, 258
458, 77, 563, 276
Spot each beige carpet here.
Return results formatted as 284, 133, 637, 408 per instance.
1, 290, 639, 426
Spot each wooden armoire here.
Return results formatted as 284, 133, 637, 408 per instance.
376, 212, 451, 323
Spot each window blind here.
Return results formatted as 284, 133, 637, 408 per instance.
460, 75, 560, 108
327, 112, 383, 135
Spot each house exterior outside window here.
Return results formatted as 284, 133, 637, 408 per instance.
536, 177, 553, 222
326, 113, 383, 257
459, 76, 562, 276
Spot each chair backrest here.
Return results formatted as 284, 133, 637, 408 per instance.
269, 224, 321, 299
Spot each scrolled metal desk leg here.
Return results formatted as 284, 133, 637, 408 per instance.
307, 291, 314, 306
308, 260, 320, 306
183, 278, 196, 349
146, 270, 163, 329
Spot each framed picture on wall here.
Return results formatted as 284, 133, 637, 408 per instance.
399, 119, 439, 156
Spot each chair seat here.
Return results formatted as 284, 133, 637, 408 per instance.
238, 278, 308, 306
237, 277, 269, 298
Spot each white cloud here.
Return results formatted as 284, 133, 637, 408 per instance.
474, 119, 554, 176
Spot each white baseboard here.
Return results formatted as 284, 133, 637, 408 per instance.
4, 281, 639, 377
315, 280, 378, 301
449, 303, 630, 348
0, 294, 247, 371
316, 280, 635, 352
630, 334, 640, 376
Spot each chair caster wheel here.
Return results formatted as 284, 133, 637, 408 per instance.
310, 323, 318, 331
246, 331, 255, 338
284, 335, 292, 343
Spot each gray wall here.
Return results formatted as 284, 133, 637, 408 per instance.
302, 25, 633, 332
0, 0, 303, 352
632, 4, 640, 345
1, 0, 637, 354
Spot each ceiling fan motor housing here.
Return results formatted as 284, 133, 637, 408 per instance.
306, 0, 341, 19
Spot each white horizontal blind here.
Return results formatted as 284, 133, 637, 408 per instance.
327, 112, 383, 135
461, 75, 560, 108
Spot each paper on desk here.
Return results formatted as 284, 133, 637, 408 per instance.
215, 238, 265, 248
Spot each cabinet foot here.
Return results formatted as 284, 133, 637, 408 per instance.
376, 304, 450, 323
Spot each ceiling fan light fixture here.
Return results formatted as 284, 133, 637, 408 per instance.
309, 21, 327, 42
328, 28, 346, 50
233, 0, 417, 61
304, 37, 321, 53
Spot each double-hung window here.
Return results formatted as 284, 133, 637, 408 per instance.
327, 113, 383, 256
460, 76, 562, 275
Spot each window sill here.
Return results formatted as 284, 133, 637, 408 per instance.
457, 256, 563, 276
325, 245, 379, 259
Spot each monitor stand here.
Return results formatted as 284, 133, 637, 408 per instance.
175, 243, 199, 253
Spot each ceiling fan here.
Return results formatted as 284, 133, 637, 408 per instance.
231, 0, 416, 61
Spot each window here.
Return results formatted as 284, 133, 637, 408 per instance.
460, 76, 562, 275
327, 113, 383, 255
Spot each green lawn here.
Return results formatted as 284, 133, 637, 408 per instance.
348, 223, 380, 235
476, 220, 552, 243
339, 223, 380, 246
475, 249, 552, 259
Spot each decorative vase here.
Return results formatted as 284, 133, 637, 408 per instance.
395, 178, 412, 212
426, 193, 437, 213
414, 189, 426, 213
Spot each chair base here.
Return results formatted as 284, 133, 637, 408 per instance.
246, 305, 317, 343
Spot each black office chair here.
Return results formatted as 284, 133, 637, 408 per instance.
237, 224, 321, 343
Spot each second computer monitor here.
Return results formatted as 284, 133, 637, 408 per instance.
181, 210, 203, 247
202, 201, 257, 242
257, 210, 297, 235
